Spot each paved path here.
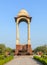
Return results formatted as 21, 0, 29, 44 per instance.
4, 56, 43, 65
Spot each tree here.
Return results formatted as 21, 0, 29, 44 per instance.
0, 44, 6, 54
5, 47, 12, 52
34, 45, 47, 54
0, 44, 13, 55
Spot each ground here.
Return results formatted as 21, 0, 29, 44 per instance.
4, 56, 43, 65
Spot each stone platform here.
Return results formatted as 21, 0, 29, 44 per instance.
15, 44, 32, 55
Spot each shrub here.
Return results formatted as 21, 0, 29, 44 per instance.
34, 56, 47, 65
0, 55, 13, 65
41, 55, 47, 59
0, 55, 5, 59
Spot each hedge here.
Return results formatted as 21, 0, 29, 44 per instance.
0, 55, 13, 65
34, 56, 47, 65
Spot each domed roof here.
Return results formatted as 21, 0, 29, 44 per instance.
17, 9, 29, 17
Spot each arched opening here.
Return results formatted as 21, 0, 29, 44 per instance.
19, 21, 27, 44
18, 18, 28, 24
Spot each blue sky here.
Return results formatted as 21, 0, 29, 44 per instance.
0, 0, 47, 49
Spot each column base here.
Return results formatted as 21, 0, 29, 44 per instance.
27, 44, 32, 54
15, 44, 32, 55
15, 44, 20, 55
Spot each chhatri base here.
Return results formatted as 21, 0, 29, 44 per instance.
15, 44, 32, 55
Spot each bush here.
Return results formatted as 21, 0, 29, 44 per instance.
41, 55, 47, 59
0, 55, 5, 59
4, 56, 13, 63
34, 56, 47, 65
0, 55, 13, 65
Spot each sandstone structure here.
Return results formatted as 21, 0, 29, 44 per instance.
14, 9, 32, 55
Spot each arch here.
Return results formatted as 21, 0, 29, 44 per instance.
18, 18, 28, 24
15, 9, 32, 55
14, 9, 32, 45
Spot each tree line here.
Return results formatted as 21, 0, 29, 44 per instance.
34, 45, 47, 55
0, 44, 14, 55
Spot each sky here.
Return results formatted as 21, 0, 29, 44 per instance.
0, 0, 47, 49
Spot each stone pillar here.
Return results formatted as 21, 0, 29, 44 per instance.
15, 22, 20, 55
16, 22, 19, 45
28, 22, 31, 45
28, 22, 32, 54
